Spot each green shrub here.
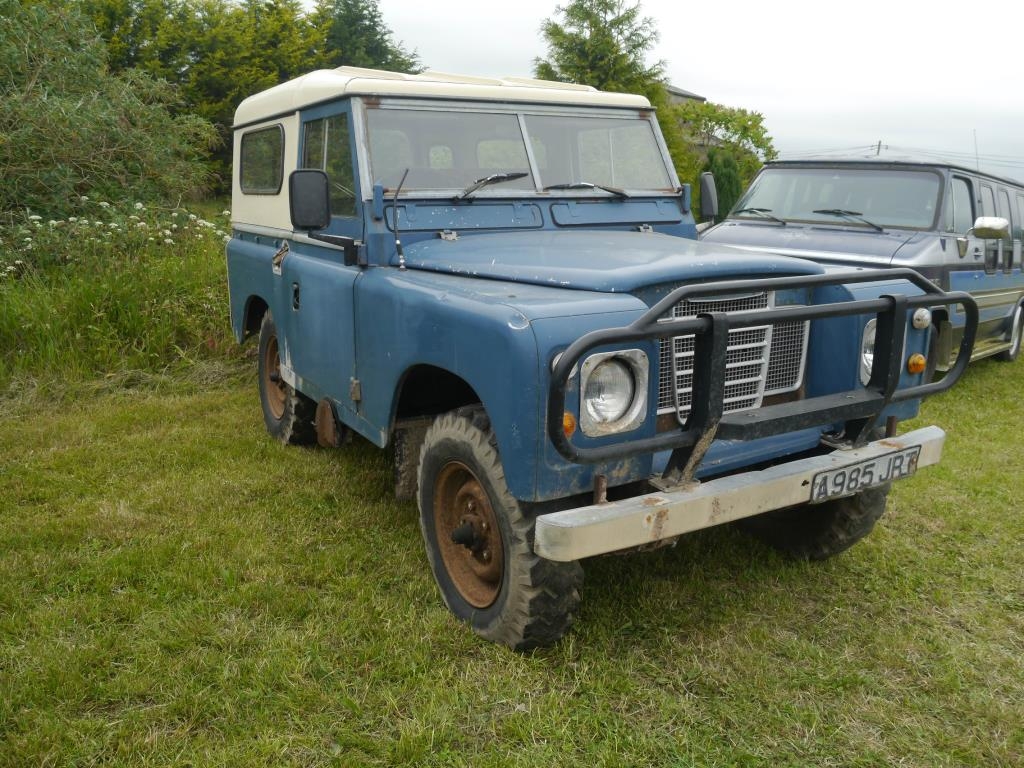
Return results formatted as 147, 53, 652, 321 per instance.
0, 0, 216, 218
0, 202, 234, 389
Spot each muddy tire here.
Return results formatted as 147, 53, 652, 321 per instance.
995, 303, 1023, 362
257, 312, 316, 445
741, 484, 890, 561
417, 407, 583, 650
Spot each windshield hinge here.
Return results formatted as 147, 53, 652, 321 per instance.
349, 378, 362, 403
637, 224, 654, 234
438, 229, 459, 241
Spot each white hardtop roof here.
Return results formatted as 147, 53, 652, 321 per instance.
233, 66, 652, 127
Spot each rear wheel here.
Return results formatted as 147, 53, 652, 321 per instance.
996, 303, 1023, 362
417, 407, 583, 650
741, 484, 890, 560
257, 312, 316, 445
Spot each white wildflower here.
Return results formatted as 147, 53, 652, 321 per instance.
164, 238, 174, 245
134, 202, 145, 210
28, 214, 42, 221
136, 222, 147, 228
79, 195, 89, 202
99, 201, 110, 208
221, 210, 230, 216
69, 216, 78, 222
188, 214, 197, 221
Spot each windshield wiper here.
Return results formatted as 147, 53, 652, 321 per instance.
733, 207, 787, 225
542, 181, 630, 199
812, 208, 884, 232
455, 172, 529, 200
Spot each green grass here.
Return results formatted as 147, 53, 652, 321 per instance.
1, 358, 1021, 766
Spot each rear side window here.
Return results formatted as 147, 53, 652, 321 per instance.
240, 125, 284, 194
947, 176, 974, 234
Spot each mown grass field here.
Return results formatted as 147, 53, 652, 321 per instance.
1, 348, 1021, 766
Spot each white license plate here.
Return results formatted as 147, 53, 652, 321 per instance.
810, 446, 921, 503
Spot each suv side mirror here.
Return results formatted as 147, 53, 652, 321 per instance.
289, 170, 331, 231
970, 216, 1010, 240
699, 172, 719, 221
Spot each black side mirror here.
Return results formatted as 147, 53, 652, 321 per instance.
699, 172, 719, 221
289, 169, 331, 230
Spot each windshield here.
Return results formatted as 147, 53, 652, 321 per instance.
364, 106, 672, 193
732, 167, 942, 229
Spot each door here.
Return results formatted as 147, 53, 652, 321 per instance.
280, 103, 364, 419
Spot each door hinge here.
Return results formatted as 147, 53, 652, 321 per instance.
349, 378, 362, 403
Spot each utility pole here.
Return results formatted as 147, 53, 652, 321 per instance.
973, 129, 980, 170
876, 140, 882, 156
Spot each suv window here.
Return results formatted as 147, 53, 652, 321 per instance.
302, 115, 356, 217
735, 167, 941, 229
240, 125, 284, 194
947, 176, 974, 234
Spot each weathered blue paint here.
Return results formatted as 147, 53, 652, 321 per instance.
227, 94, 956, 506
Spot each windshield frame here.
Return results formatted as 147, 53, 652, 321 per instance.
729, 164, 946, 232
354, 97, 679, 199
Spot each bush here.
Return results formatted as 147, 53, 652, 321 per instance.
0, 0, 217, 218
0, 201, 234, 388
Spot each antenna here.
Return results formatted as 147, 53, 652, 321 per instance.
393, 168, 409, 270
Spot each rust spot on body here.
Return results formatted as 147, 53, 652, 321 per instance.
879, 439, 906, 449
649, 508, 668, 540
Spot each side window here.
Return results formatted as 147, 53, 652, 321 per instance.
997, 188, 1013, 242
980, 184, 996, 217
947, 176, 974, 234
301, 115, 356, 217
240, 125, 284, 194
1017, 195, 1024, 240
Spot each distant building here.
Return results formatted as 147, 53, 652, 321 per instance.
666, 84, 706, 105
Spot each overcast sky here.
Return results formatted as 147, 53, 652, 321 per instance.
367, 0, 1024, 182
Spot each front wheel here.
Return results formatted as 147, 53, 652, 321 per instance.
741, 484, 890, 560
417, 407, 583, 650
996, 303, 1023, 362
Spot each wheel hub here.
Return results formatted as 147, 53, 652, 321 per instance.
433, 462, 504, 608
262, 335, 287, 419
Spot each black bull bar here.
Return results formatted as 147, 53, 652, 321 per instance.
547, 268, 978, 481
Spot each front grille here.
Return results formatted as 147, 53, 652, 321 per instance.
657, 292, 808, 419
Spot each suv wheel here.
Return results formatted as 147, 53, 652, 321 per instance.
417, 407, 583, 650
741, 484, 890, 560
257, 311, 316, 445
996, 303, 1023, 362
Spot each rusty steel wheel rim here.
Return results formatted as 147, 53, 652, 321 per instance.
433, 460, 504, 609
263, 334, 286, 420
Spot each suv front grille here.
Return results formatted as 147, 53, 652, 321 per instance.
657, 292, 808, 419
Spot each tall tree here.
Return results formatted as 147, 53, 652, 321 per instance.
312, 0, 420, 72
534, 0, 664, 100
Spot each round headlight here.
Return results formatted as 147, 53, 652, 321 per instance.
860, 319, 877, 385
583, 359, 635, 424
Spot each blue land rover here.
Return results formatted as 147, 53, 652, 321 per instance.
226, 68, 977, 649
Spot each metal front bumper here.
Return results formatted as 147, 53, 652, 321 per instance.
533, 426, 945, 562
